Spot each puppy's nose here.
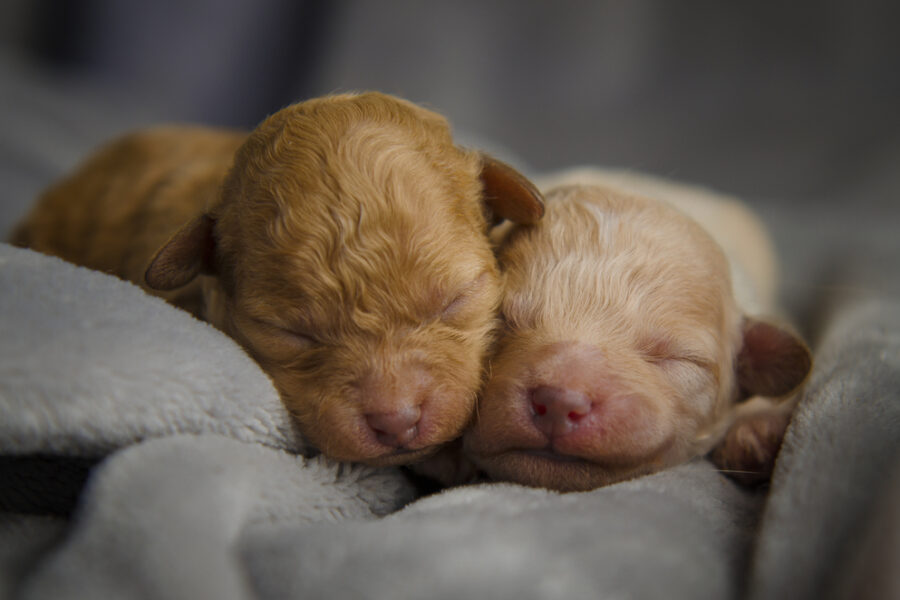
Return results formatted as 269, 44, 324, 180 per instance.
530, 385, 591, 438
366, 406, 421, 447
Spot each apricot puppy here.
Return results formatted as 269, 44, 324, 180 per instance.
11, 92, 544, 466
464, 169, 810, 491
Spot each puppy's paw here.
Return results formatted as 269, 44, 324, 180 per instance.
711, 408, 791, 486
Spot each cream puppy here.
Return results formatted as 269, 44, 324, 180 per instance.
11, 92, 545, 467
464, 169, 811, 491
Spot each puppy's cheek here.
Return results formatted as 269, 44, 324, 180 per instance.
418, 395, 470, 445
466, 377, 541, 457
404, 368, 480, 451
573, 394, 677, 458
299, 409, 365, 460
243, 358, 365, 459
267, 373, 351, 448
281, 389, 402, 463
409, 323, 496, 442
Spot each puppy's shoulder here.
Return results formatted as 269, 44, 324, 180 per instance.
98, 125, 246, 164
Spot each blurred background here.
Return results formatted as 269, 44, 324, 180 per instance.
1, 0, 898, 322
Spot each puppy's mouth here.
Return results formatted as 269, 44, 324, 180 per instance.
470, 447, 655, 492
506, 440, 668, 470
473, 442, 598, 465
363, 445, 439, 467
517, 448, 590, 464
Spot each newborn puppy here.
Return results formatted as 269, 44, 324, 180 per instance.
11, 92, 544, 466
464, 169, 811, 491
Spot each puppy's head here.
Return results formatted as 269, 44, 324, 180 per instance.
145, 92, 543, 465
464, 185, 810, 491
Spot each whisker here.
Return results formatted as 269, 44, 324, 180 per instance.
471, 389, 481, 422
713, 468, 764, 475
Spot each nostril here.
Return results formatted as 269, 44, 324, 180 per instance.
373, 426, 418, 448
366, 407, 421, 447
529, 385, 591, 431
366, 407, 420, 434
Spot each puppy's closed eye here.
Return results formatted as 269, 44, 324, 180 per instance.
438, 272, 491, 324
241, 315, 321, 354
265, 322, 319, 350
639, 336, 709, 369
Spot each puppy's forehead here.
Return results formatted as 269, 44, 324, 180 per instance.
224, 104, 493, 327
501, 186, 733, 338
244, 213, 492, 333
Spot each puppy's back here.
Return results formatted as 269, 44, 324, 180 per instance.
12, 127, 245, 313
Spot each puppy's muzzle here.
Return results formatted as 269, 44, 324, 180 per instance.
356, 363, 437, 452
529, 385, 591, 438
365, 406, 421, 448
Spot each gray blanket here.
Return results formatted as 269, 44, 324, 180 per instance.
2, 205, 899, 599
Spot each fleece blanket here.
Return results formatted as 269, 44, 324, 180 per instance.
1, 207, 899, 600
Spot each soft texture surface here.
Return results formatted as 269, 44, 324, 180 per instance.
0, 246, 300, 457
0, 242, 759, 598
0, 243, 419, 598
17, 436, 416, 600
749, 296, 900, 600
2, 214, 900, 599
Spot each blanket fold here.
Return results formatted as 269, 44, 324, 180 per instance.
748, 297, 900, 600
17, 435, 417, 600
0, 245, 303, 459
233, 462, 762, 600
2, 229, 900, 599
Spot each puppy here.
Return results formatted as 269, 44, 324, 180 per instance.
463, 169, 811, 491
11, 92, 544, 466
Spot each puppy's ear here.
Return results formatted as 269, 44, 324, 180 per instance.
479, 154, 545, 226
145, 214, 217, 290
736, 318, 812, 399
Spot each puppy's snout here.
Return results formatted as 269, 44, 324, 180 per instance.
530, 385, 591, 438
357, 364, 433, 449
365, 407, 421, 447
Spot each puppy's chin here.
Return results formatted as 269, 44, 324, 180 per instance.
360, 446, 439, 467
310, 435, 441, 467
469, 450, 657, 492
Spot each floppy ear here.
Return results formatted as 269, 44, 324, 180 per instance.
479, 154, 545, 226
736, 317, 812, 399
145, 214, 217, 290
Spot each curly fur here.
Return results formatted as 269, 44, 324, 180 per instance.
12, 92, 544, 466
464, 170, 811, 491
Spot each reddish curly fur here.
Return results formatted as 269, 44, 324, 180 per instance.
13, 92, 529, 466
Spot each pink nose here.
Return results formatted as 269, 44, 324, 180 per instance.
366, 406, 421, 447
530, 385, 591, 438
